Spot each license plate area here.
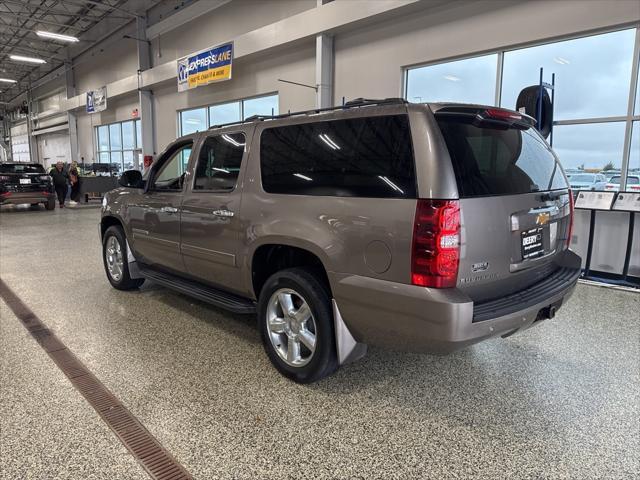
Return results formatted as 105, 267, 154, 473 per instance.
19, 178, 31, 184
521, 227, 545, 260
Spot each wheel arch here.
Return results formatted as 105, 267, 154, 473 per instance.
249, 240, 333, 300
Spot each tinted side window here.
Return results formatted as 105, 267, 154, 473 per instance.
193, 133, 246, 191
152, 144, 192, 191
260, 115, 415, 198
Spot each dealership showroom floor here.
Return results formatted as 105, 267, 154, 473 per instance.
1, 207, 638, 479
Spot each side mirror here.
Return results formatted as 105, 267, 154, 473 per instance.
119, 170, 144, 188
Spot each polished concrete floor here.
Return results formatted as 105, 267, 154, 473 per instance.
1, 205, 638, 480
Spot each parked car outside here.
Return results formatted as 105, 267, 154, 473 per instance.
569, 173, 608, 191
100, 99, 581, 383
605, 175, 640, 192
0, 162, 56, 210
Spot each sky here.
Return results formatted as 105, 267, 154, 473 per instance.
406, 28, 639, 172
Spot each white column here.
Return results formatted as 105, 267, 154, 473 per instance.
137, 15, 155, 169
315, 0, 334, 109
65, 60, 79, 165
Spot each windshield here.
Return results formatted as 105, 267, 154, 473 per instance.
0, 163, 45, 174
570, 174, 595, 182
436, 118, 568, 197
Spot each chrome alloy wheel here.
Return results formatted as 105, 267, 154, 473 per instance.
266, 288, 317, 367
105, 236, 124, 282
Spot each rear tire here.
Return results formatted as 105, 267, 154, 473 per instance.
258, 268, 338, 383
102, 225, 145, 290
45, 198, 55, 210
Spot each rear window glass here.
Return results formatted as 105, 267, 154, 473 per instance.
260, 115, 416, 198
570, 174, 595, 182
0, 163, 45, 174
436, 118, 568, 197
618, 176, 639, 184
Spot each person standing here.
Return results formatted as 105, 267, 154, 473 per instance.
50, 161, 68, 208
68, 160, 81, 205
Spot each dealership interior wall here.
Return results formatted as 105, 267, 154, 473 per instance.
2, 0, 639, 173
1, 1, 640, 479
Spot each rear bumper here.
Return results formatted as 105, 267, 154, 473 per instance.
1, 191, 55, 205
332, 249, 581, 353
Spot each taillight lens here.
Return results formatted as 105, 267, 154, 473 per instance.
483, 108, 522, 121
412, 199, 460, 288
566, 190, 574, 249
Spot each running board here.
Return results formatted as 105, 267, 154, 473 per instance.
139, 266, 256, 314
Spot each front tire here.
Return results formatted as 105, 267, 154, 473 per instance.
102, 225, 145, 290
258, 268, 337, 383
45, 198, 55, 210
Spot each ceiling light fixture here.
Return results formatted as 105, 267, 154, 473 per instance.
9, 54, 46, 64
0, 78, 17, 83
443, 75, 461, 82
36, 31, 79, 43
553, 57, 570, 65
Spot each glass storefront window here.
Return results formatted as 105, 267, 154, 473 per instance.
552, 122, 626, 176
180, 108, 207, 135
97, 125, 109, 152
95, 119, 143, 174
122, 121, 135, 150
243, 94, 279, 119
109, 123, 122, 150
501, 29, 636, 120
406, 54, 498, 105
630, 122, 640, 170
209, 101, 241, 126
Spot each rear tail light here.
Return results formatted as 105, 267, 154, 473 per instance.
39, 175, 51, 181
566, 190, 574, 249
411, 199, 460, 288
0, 191, 10, 197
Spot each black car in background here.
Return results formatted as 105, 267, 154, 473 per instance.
0, 163, 56, 210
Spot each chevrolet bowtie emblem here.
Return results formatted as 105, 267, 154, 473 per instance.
536, 212, 551, 225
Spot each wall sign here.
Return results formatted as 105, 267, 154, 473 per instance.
86, 86, 107, 114
177, 42, 233, 92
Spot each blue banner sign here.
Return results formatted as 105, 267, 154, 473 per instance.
177, 42, 233, 92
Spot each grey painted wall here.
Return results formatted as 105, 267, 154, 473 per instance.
24, 0, 640, 165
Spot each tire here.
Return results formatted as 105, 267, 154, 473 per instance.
102, 225, 145, 291
516, 85, 553, 138
258, 268, 338, 383
45, 198, 55, 210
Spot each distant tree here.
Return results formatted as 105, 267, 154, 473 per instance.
602, 161, 615, 171
579, 163, 585, 170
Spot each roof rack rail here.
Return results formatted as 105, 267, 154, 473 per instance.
207, 97, 408, 131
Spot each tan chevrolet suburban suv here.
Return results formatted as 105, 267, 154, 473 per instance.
100, 98, 581, 383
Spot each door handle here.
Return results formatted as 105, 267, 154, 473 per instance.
160, 206, 179, 214
212, 209, 234, 217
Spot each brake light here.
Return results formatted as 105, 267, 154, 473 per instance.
483, 108, 522, 121
0, 191, 10, 197
566, 190, 574, 249
412, 199, 460, 288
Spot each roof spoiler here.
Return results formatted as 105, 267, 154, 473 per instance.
433, 105, 536, 129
